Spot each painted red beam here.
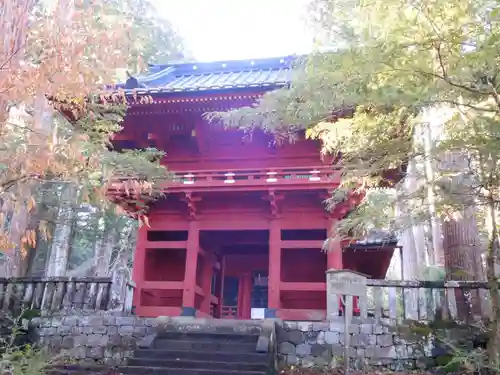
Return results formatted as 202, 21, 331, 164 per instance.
142, 281, 184, 289
281, 240, 325, 249
280, 282, 326, 292
143, 240, 187, 249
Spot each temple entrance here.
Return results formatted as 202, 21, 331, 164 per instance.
221, 276, 239, 318
220, 271, 269, 319
134, 219, 398, 319
200, 230, 269, 320
250, 271, 269, 319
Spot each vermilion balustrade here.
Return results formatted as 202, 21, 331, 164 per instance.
221, 305, 238, 319
167, 166, 340, 189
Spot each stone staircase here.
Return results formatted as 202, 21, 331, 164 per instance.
50, 318, 276, 375
122, 331, 269, 375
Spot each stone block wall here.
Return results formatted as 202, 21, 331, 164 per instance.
26, 312, 467, 370
277, 318, 430, 370
29, 310, 155, 365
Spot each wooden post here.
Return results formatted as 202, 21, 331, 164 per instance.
237, 276, 245, 319
326, 270, 368, 374
132, 226, 147, 312
240, 273, 252, 319
344, 294, 353, 375
123, 281, 136, 313
268, 220, 281, 312
182, 221, 200, 314
217, 256, 226, 318
327, 220, 343, 270
200, 253, 214, 314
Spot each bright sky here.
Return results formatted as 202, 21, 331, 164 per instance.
151, 0, 314, 61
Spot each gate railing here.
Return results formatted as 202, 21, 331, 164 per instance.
0, 277, 118, 314
330, 279, 491, 322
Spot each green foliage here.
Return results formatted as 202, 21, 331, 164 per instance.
0, 0, 185, 276
0, 345, 52, 375
208, 0, 500, 245
208, 0, 500, 366
332, 189, 397, 238
104, 0, 189, 74
49, 97, 169, 206
26, 97, 169, 272
0, 308, 51, 375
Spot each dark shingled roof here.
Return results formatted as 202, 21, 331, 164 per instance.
352, 230, 398, 248
117, 56, 296, 94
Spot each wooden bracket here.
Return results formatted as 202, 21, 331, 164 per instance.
181, 192, 202, 220
262, 190, 284, 218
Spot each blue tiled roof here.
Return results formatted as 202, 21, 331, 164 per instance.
117, 56, 297, 94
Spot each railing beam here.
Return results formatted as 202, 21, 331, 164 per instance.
0, 277, 115, 315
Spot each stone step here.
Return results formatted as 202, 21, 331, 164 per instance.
153, 339, 256, 353
119, 366, 264, 375
133, 349, 268, 363
128, 357, 267, 371
153, 318, 263, 336
46, 364, 118, 375
48, 371, 106, 375
162, 325, 263, 335
155, 331, 259, 343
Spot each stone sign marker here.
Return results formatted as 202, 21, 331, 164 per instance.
326, 270, 368, 374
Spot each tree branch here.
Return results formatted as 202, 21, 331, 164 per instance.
0, 43, 25, 71
434, 42, 448, 80
428, 100, 497, 112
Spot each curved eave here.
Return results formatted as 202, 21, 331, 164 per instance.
346, 240, 399, 249
113, 83, 289, 103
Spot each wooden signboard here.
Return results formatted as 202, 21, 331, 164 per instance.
326, 270, 368, 375
327, 270, 368, 296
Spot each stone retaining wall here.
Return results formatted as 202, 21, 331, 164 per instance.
27, 313, 463, 369
30, 310, 155, 365
277, 317, 430, 370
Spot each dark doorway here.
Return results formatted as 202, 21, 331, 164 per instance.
251, 271, 268, 309
222, 276, 239, 318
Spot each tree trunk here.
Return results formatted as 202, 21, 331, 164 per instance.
443, 208, 483, 317
486, 195, 500, 366
0, 202, 29, 277
0, 0, 36, 122
421, 117, 445, 266
92, 224, 116, 277
443, 208, 482, 280
46, 185, 77, 276
397, 157, 427, 279
109, 225, 135, 309
440, 149, 484, 318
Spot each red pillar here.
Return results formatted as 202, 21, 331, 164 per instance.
327, 220, 343, 270
268, 220, 281, 311
217, 257, 226, 318
182, 221, 200, 311
200, 253, 214, 314
239, 273, 252, 319
132, 226, 147, 313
